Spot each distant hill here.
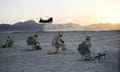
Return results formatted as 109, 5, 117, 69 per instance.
84, 23, 120, 31
0, 24, 12, 32
0, 20, 120, 32
0, 20, 45, 32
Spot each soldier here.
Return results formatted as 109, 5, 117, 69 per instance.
33, 34, 42, 50
27, 34, 41, 50
84, 36, 92, 60
51, 32, 66, 54
6, 36, 14, 48
78, 36, 92, 60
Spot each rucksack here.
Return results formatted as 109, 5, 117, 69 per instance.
77, 42, 87, 55
26, 36, 35, 45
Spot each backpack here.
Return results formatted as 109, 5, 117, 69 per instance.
26, 36, 35, 45
77, 42, 87, 55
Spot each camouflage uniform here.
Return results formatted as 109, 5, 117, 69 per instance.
32, 34, 39, 50
52, 32, 66, 53
6, 36, 14, 48
51, 33, 60, 47
81, 36, 92, 60
27, 34, 41, 50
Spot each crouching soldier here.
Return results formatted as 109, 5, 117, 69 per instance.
78, 36, 92, 60
4, 36, 14, 48
51, 32, 67, 54
1, 36, 14, 48
26, 34, 42, 50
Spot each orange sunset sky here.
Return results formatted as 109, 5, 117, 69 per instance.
0, 0, 120, 25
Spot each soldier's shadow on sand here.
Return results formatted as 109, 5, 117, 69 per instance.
24, 49, 41, 52
46, 51, 69, 55
77, 58, 113, 64
46, 52, 59, 55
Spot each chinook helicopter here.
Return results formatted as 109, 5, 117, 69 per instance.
39, 17, 53, 23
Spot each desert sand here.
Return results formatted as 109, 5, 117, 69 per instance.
0, 31, 119, 72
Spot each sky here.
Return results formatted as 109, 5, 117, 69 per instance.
0, 0, 120, 25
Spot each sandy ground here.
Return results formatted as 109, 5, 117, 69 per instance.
0, 31, 120, 72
